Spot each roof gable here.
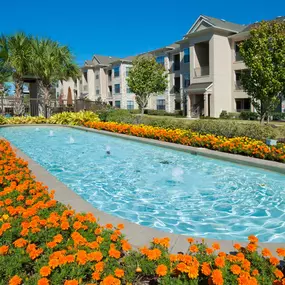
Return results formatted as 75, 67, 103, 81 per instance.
186, 15, 245, 36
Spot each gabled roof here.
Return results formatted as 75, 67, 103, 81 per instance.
186, 15, 246, 36
92, 54, 121, 65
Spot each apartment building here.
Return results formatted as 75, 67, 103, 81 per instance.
56, 14, 285, 117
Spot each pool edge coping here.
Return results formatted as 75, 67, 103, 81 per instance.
0, 124, 284, 255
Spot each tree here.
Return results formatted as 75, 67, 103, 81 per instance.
127, 55, 168, 114
239, 20, 285, 124
30, 38, 80, 116
0, 33, 32, 115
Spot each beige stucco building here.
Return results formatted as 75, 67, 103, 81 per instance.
56, 14, 285, 117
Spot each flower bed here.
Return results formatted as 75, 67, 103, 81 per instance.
0, 139, 285, 285
84, 121, 285, 163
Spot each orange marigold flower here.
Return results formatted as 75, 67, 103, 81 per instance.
274, 269, 284, 279
246, 243, 257, 252
230, 265, 241, 275
38, 278, 49, 285
108, 248, 121, 259
88, 251, 103, 262
101, 275, 120, 285
211, 269, 224, 285
248, 235, 258, 243
64, 281, 79, 285
94, 227, 102, 235
13, 238, 28, 248
92, 271, 100, 281
188, 265, 199, 279
262, 248, 272, 257
206, 248, 214, 255
73, 221, 82, 230
233, 243, 241, 250
201, 262, 211, 276
187, 237, 194, 243
40, 266, 51, 277
276, 248, 285, 257
252, 269, 259, 276
105, 223, 113, 229
176, 262, 188, 273
0, 245, 9, 255
95, 261, 105, 272
65, 255, 75, 263
61, 221, 69, 230
9, 275, 22, 285
155, 264, 167, 277
146, 248, 161, 260
111, 234, 118, 242
114, 268, 125, 278
215, 257, 225, 268
270, 257, 280, 266
117, 223, 124, 230
121, 240, 131, 251
242, 259, 251, 271
189, 245, 199, 253
212, 243, 220, 250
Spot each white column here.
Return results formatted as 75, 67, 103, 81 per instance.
187, 94, 191, 118
204, 92, 209, 117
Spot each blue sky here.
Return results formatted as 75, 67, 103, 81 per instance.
1, 0, 284, 66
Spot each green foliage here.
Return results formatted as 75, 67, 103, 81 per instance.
239, 111, 259, 121
98, 109, 135, 123
5, 116, 46, 124
189, 120, 280, 140
272, 112, 285, 121
48, 111, 99, 125
239, 20, 285, 123
0, 115, 6, 125
127, 56, 168, 113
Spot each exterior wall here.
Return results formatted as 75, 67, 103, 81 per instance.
56, 79, 75, 100
87, 69, 95, 101
211, 34, 232, 117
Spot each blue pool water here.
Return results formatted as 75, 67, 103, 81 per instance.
1, 126, 285, 242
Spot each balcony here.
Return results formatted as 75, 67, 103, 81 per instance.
194, 66, 209, 77
235, 80, 243, 90
235, 51, 243, 62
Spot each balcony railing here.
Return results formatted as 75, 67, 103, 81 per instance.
194, 66, 209, 77
235, 52, 243, 62
235, 80, 243, 90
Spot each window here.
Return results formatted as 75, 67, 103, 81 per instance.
173, 54, 180, 71
156, 56, 165, 66
126, 67, 131, 76
184, 48, 190, 63
114, 84, 120, 94
235, 42, 243, 61
96, 74, 99, 79
115, 101, 121, 108
56, 92, 59, 98
96, 87, 100, 95
174, 77, 180, 93
114, 66, 120, 77
108, 70, 112, 80
175, 100, 181, 110
127, 86, 132, 93
236, 99, 251, 112
235, 70, 245, 90
157, 99, 165, 110
184, 73, 190, 87
127, 100, 134, 110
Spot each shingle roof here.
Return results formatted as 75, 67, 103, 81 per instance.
92, 54, 121, 65
242, 15, 285, 32
202, 15, 246, 33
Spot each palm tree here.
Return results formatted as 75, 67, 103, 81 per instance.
0, 33, 32, 115
31, 38, 80, 116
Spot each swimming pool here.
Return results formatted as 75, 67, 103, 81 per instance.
1, 126, 285, 242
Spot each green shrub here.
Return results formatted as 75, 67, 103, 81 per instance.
240, 111, 259, 120
189, 120, 280, 140
5, 116, 47, 124
0, 115, 7, 125
100, 109, 135, 123
272, 112, 285, 121
48, 111, 99, 125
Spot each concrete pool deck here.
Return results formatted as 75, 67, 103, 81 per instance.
0, 124, 284, 256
